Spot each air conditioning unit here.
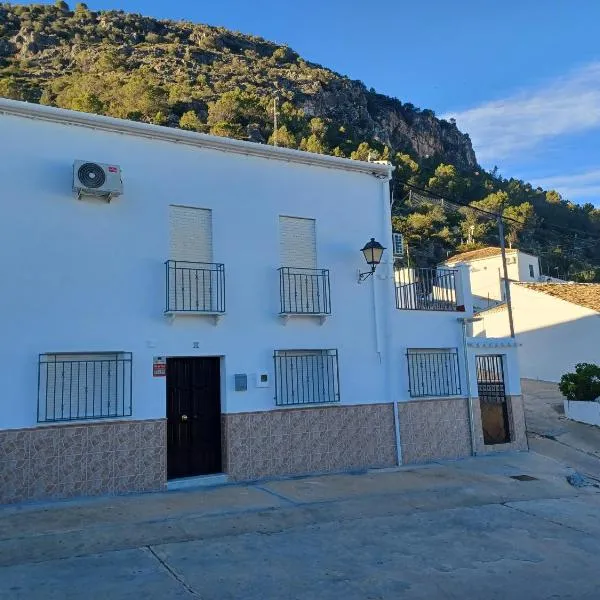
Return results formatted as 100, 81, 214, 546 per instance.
392, 232, 404, 257
73, 160, 123, 202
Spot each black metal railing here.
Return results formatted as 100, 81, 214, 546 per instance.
38, 352, 133, 423
278, 267, 331, 315
274, 349, 340, 406
165, 260, 225, 313
476, 354, 511, 444
406, 348, 461, 398
476, 355, 507, 404
395, 267, 461, 311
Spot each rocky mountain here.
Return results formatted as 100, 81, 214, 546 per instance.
1, 2, 599, 279
0, 2, 475, 169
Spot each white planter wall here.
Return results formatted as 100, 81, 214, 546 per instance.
564, 399, 600, 426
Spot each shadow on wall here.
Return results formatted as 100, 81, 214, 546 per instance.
510, 314, 600, 383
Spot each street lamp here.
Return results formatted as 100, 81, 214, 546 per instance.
358, 238, 385, 282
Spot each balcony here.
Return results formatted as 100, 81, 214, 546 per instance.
395, 267, 463, 312
278, 267, 331, 319
165, 260, 225, 317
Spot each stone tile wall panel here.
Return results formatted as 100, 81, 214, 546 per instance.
0, 419, 166, 505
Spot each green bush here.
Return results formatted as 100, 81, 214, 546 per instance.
559, 363, 600, 401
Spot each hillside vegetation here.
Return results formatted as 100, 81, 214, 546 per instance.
1, 2, 599, 279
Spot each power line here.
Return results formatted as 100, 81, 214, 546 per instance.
394, 178, 600, 240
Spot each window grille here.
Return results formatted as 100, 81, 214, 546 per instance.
274, 349, 340, 406
38, 352, 132, 422
406, 348, 461, 398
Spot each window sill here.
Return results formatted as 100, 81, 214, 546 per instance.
279, 313, 328, 326
165, 311, 225, 325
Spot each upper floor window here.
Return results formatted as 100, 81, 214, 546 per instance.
278, 216, 330, 315
166, 205, 224, 314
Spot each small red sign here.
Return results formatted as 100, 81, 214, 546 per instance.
153, 356, 166, 377
108, 166, 118, 173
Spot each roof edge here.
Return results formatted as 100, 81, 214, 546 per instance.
474, 302, 508, 316
0, 98, 392, 178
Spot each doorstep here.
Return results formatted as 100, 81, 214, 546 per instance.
167, 474, 229, 491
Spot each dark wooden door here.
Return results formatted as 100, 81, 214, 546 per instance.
476, 355, 511, 445
166, 357, 222, 479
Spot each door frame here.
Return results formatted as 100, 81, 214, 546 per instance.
475, 354, 512, 446
166, 355, 224, 480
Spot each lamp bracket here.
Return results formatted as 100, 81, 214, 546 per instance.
358, 267, 375, 283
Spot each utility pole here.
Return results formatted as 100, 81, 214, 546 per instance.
498, 213, 516, 338
467, 225, 475, 245
273, 97, 278, 147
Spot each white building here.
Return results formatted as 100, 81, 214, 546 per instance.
443, 247, 546, 312
0, 99, 525, 505
475, 283, 600, 382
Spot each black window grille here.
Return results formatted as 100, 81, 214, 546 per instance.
165, 260, 225, 313
38, 352, 133, 423
476, 355, 507, 404
278, 267, 331, 315
406, 348, 461, 398
396, 268, 461, 311
274, 349, 340, 406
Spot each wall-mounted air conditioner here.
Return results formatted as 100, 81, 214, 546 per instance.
73, 160, 123, 202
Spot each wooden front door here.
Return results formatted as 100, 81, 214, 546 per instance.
166, 357, 222, 479
476, 355, 511, 445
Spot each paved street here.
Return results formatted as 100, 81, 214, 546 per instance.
523, 379, 600, 480
1, 449, 599, 600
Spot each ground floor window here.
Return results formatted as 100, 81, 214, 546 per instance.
406, 348, 461, 398
273, 349, 340, 406
38, 352, 133, 422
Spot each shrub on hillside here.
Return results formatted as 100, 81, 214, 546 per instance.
559, 363, 600, 401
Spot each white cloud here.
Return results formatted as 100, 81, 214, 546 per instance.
444, 62, 600, 163
533, 168, 600, 201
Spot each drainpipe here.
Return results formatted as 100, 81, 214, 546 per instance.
379, 174, 402, 466
458, 317, 482, 456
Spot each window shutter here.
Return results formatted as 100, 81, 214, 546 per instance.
169, 206, 213, 263
279, 216, 317, 268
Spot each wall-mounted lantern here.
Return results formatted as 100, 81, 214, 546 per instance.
358, 238, 385, 282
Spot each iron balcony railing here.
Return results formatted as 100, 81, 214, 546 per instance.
38, 352, 133, 423
165, 260, 225, 313
395, 267, 461, 311
278, 267, 331, 315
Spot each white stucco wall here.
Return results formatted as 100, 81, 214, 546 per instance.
478, 285, 600, 382
516, 252, 540, 282
448, 251, 540, 311
0, 106, 483, 430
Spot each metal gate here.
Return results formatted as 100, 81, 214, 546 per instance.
476, 355, 511, 445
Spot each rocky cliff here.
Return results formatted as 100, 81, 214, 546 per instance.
0, 3, 476, 169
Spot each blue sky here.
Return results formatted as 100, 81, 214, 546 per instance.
13, 0, 600, 204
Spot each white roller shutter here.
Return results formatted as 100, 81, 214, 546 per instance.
279, 216, 316, 268
169, 205, 213, 263
168, 206, 214, 311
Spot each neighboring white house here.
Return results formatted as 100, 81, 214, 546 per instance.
0, 99, 525, 505
475, 283, 600, 382
443, 247, 547, 312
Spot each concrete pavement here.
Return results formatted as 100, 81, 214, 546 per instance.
1, 451, 599, 599
523, 379, 600, 480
